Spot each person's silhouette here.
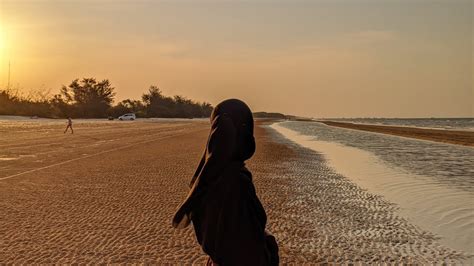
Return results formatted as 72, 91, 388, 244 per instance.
64, 117, 73, 134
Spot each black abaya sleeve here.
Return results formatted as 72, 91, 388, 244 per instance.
194, 170, 270, 266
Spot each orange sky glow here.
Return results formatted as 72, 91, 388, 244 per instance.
0, 0, 472, 118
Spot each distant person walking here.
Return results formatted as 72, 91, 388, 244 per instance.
173, 99, 279, 265
64, 117, 73, 134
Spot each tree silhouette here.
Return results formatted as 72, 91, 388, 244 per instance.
59, 78, 116, 118
0, 80, 213, 118
141, 86, 213, 118
142, 86, 175, 117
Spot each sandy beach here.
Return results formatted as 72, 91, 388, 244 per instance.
319, 120, 474, 146
0, 119, 469, 264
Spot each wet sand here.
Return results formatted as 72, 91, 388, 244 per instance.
319, 120, 474, 147
0, 120, 468, 263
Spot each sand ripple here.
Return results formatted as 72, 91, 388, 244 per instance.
0, 121, 209, 264
249, 125, 469, 264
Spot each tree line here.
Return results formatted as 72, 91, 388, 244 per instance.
0, 78, 213, 119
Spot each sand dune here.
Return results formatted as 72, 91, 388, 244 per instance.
0, 120, 468, 263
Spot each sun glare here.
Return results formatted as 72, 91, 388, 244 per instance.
0, 23, 7, 79
0, 31, 3, 51
0, 25, 5, 57
0, 23, 7, 66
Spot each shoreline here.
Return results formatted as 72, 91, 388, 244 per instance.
318, 120, 474, 147
253, 122, 468, 264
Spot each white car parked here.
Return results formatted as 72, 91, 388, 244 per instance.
118, 113, 136, 121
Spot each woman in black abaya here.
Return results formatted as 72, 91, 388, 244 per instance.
172, 99, 279, 266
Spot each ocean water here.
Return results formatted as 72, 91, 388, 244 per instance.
324, 117, 474, 131
282, 121, 474, 191
271, 121, 474, 256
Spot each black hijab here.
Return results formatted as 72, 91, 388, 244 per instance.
172, 99, 278, 265
172, 99, 256, 229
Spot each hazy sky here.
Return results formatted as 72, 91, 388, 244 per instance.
0, 0, 472, 117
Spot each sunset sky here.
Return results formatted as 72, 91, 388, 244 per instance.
0, 0, 472, 118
